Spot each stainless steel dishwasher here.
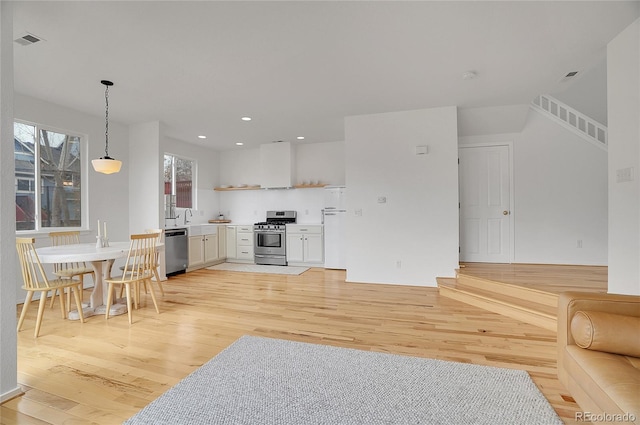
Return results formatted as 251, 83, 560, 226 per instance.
165, 228, 188, 276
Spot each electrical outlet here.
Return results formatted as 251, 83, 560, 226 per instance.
377, 196, 387, 204
616, 167, 634, 183
577, 240, 583, 248
355, 209, 363, 216
396, 260, 402, 269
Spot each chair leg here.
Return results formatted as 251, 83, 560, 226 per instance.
146, 278, 160, 314
124, 283, 133, 325
105, 282, 114, 319
72, 284, 85, 324
153, 268, 165, 296
58, 286, 67, 319
17, 291, 34, 332
34, 292, 48, 337
49, 288, 58, 309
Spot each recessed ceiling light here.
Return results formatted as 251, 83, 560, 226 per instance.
241, 116, 252, 121
236, 142, 244, 146
198, 135, 207, 139
297, 136, 305, 140
462, 71, 477, 80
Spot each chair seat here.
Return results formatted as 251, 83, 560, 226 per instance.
106, 272, 153, 285
54, 267, 94, 278
22, 277, 83, 292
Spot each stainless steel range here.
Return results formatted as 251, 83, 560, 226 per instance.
254, 210, 297, 266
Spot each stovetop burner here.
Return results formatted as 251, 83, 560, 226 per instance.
254, 210, 297, 227
254, 221, 290, 226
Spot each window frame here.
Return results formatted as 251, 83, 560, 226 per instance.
164, 152, 197, 210
14, 119, 89, 235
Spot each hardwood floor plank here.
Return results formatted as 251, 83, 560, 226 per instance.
5, 267, 584, 424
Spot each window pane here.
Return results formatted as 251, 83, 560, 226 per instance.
164, 154, 194, 209
175, 157, 192, 208
14, 122, 36, 231
39, 129, 82, 228
164, 155, 172, 195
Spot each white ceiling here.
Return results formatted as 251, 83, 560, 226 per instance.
11, 1, 640, 151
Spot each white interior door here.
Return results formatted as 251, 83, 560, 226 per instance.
459, 145, 511, 263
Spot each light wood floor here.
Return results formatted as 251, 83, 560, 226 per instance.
4, 267, 584, 424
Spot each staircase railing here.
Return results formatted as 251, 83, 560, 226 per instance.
531, 94, 607, 151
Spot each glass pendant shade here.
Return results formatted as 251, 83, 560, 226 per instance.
93, 80, 122, 174
92, 157, 122, 174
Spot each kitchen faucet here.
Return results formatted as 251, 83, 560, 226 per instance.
184, 209, 192, 225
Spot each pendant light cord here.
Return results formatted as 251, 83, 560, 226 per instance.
104, 84, 110, 158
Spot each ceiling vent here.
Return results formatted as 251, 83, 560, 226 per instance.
14, 33, 43, 46
559, 71, 579, 83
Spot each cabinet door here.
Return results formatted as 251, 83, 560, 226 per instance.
226, 226, 236, 259
188, 236, 204, 267
204, 233, 218, 263
286, 233, 304, 263
304, 233, 324, 263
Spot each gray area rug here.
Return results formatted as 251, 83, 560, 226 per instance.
124, 336, 562, 425
207, 263, 309, 275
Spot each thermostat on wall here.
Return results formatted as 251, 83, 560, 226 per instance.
415, 145, 428, 155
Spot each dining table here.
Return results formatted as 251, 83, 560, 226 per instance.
36, 241, 133, 319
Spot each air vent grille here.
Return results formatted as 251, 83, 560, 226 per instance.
559, 70, 579, 83
14, 33, 43, 46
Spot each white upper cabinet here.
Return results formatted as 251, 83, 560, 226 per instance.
260, 142, 295, 188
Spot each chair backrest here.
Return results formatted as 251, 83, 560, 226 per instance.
49, 231, 87, 273
119, 233, 158, 282
144, 229, 163, 267
16, 237, 51, 290
145, 228, 164, 244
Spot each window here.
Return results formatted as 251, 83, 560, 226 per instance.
14, 121, 85, 231
164, 154, 195, 208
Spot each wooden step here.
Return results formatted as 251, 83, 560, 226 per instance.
437, 277, 557, 332
456, 272, 558, 308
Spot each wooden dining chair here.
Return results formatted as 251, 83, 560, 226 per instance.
105, 233, 160, 325
16, 237, 85, 337
48, 231, 94, 311
120, 229, 165, 298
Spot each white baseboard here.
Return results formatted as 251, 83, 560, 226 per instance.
1, 387, 23, 403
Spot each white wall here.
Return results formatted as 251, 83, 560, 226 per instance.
129, 121, 162, 233
553, 56, 608, 126
607, 18, 640, 295
0, 0, 20, 403
217, 141, 345, 224
513, 109, 608, 265
345, 107, 459, 286
161, 136, 221, 224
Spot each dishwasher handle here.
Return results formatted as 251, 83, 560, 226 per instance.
165, 229, 187, 237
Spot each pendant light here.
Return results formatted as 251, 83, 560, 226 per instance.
92, 80, 122, 174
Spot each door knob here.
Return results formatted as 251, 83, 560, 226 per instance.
503, 210, 509, 215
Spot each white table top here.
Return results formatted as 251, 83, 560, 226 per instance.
35, 242, 131, 263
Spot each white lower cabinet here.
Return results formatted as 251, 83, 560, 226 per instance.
286, 225, 323, 265
188, 226, 224, 271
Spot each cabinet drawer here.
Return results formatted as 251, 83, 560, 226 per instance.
237, 245, 254, 259
286, 225, 323, 234
237, 233, 253, 246
237, 226, 253, 233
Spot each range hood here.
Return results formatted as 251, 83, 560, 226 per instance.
260, 141, 295, 189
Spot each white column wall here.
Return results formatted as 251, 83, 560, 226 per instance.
607, 18, 640, 295
345, 107, 459, 286
0, 0, 20, 403
129, 121, 162, 233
